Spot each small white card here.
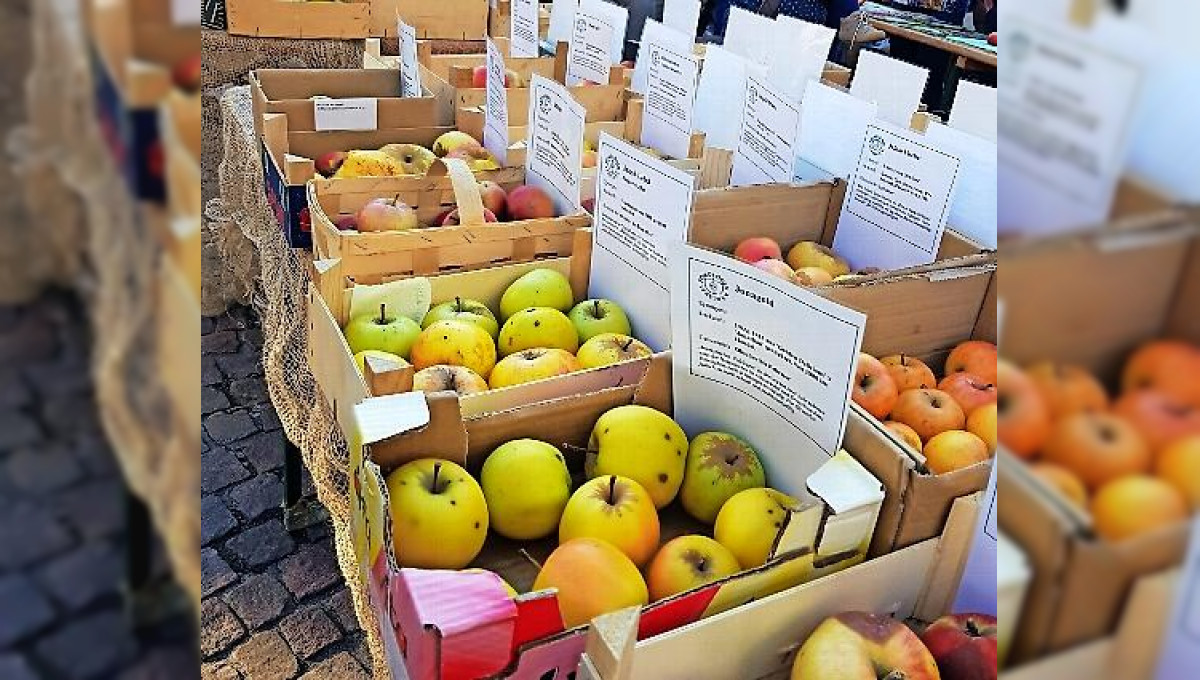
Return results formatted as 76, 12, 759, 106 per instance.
924, 122, 997, 249
833, 123, 963, 270
850, 50, 929, 127
484, 39, 511, 166
1155, 519, 1200, 680
796, 80, 878, 181
631, 19, 691, 95
525, 75, 585, 215
567, 9, 617, 86
949, 80, 997, 143
953, 463, 997, 615
670, 243, 866, 481
313, 98, 379, 132
768, 16, 836, 103
590, 133, 695, 351
172, 0, 200, 25
397, 20, 422, 98
724, 7, 775, 68
731, 77, 802, 187
662, 0, 702, 39
583, 0, 629, 63
693, 46, 766, 151
510, 0, 541, 58
548, 0, 579, 46
641, 42, 700, 160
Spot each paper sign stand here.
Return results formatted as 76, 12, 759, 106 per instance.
524, 75, 585, 216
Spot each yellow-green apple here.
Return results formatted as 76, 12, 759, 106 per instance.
920, 613, 998, 680
1027, 361, 1109, 419
356, 197, 418, 232
411, 365, 489, 396
315, 150, 348, 178
791, 612, 940, 680
386, 459, 488, 568
792, 267, 834, 286
497, 307, 579, 355
422, 297, 500, 339
477, 181, 508, 219
881, 354, 937, 392
559, 475, 660, 566
507, 185, 557, 220
785, 241, 850, 278
481, 439, 572, 540
344, 304, 422, 358
713, 487, 804, 569
568, 299, 632, 343
353, 349, 407, 376
923, 430, 990, 474
489, 348, 580, 389
753, 258, 795, 281
499, 268, 574, 319
432, 130, 479, 157
967, 403, 997, 454
586, 405, 687, 509
409, 319, 497, 378
938, 372, 997, 415
945, 340, 998, 384
997, 359, 1051, 459
853, 353, 900, 420
576, 333, 652, 370
884, 421, 923, 453
891, 388, 966, 442
533, 538, 648, 628
733, 237, 782, 263
679, 432, 766, 524
646, 535, 741, 601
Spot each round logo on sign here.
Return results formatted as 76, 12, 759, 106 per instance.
698, 272, 729, 301
869, 135, 886, 155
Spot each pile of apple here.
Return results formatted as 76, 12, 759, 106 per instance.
314, 130, 500, 182
385, 400, 814, 629
346, 268, 653, 393
791, 611, 997, 680
853, 341, 998, 475
999, 340, 1200, 541
732, 237, 876, 286
339, 181, 558, 232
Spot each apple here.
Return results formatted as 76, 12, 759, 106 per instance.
315, 150, 348, 178
885, 420, 923, 453
792, 267, 834, 286
881, 354, 937, 392
679, 432, 766, 524
505, 69, 522, 87
646, 535, 741, 601
714, 487, 804, 569
967, 403, 997, 454
1027, 361, 1109, 419
568, 299, 632, 343
344, 304, 422, 359
853, 353, 900, 420
582, 197, 595, 214
488, 348, 580, 389
334, 215, 358, 231
356, 197, 418, 232
576, 333, 652, 370
1156, 436, 1200, 510
171, 53, 201, 93
785, 241, 850, 279
497, 307, 579, 356
997, 359, 1052, 459
533, 538, 648, 628
586, 405, 687, 509
432, 130, 479, 157
411, 365, 489, 396
386, 459, 488, 568
440, 207, 498, 225
938, 372, 997, 415
1113, 390, 1200, 453
988, 32, 997, 46
409, 319, 497, 378
733, 237, 782, 263
1042, 412, 1151, 489
507, 185, 557, 220
890, 388, 966, 442
924, 430, 990, 474
499, 268, 575, 319
444, 142, 501, 172
471, 64, 487, 87
792, 612, 939, 680
945, 340, 998, 385
477, 181, 508, 219
921, 614, 998, 680
1091, 475, 1188, 542
559, 475, 660, 566
753, 258, 795, 281
423, 297, 499, 339
481, 439, 572, 540
582, 150, 598, 168
1028, 462, 1088, 508
1122, 340, 1200, 406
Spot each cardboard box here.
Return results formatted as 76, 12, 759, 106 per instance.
578, 495, 981, 680
998, 532, 1031, 667
226, 0, 488, 40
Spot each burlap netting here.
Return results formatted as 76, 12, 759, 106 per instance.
212, 86, 388, 677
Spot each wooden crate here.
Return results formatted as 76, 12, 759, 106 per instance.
487, 0, 552, 40
376, 0, 489, 38
226, 0, 371, 39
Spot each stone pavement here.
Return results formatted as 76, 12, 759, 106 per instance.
202, 305, 371, 679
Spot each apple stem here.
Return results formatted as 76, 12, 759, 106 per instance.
392, 194, 401, 206
881, 672, 905, 680
378, 303, 387, 325
593, 299, 602, 318
560, 442, 589, 456
432, 462, 442, 494
455, 296, 463, 312
621, 337, 634, 352
608, 475, 617, 504
966, 620, 980, 637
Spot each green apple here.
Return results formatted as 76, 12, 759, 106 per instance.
497, 307, 579, 356
344, 304, 422, 359
480, 439, 572, 540
576, 333, 652, 370
499, 268, 574, 320
586, 405, 687, 509
568, 299, 631, 343
423, 296, 500, 340
386, 458, 489, 569
559, 475, 660, 567
679, 432, 766, 524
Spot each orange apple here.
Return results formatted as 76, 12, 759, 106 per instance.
477, 180, 509, 219
733, 237, 782, 263
1041, 413, 1151, 489
853, 353, 899, 420
1155, 435, 1200, 510
997, 359, 1052, 460
884, 421, 923, 452
945, 340, 998, 385
923, 430, 990, 474
1027, 361, 1109, 419
1091, 476, 1189, 542
1113, 390, 1200, 453
488, 348, 580, 389
880, 354, 937, 392
645, 535, 741, 601
967, 403, 997, 454
533, 538, 649, 628
558, 475, 660, 567
791, 612, 940, 680
938, 372, 997, 415
1121, 339, 1200, 406
890, 388, 966, 442
1028, 462, 1088, 508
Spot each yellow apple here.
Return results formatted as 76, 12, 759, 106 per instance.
411, 365, 489, 396
576, 333, 652, 370
791, 612, 940, 680
586, 405, 688, 509
533, 538, 648, 628
645, 535, 741, 601
559, 475, 660, 567
967, 402, 997, 454
481, 439, 572, 540
409, 319, 497, 378
785, 241, 850, 278
488, 348, 580, 389
713, 487, 803, 569
386, 459, 488, 569
679, 432, 766, 524
353, 349, 408, 376
497, 307, 579, 356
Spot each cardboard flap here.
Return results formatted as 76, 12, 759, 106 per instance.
808, 449, 885, 514
354, 392, 432, 444
367, 393, 470, 469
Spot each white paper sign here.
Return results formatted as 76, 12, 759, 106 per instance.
833, 123, 962, 270
525, 75, 585, 215
949, 80, 997, 143
731, 77, 802, 187
548, 0, 580, 46
567, 10, 617, 85
172, 0, 200, 25
641, 43, 700, 160
724, 7, 775, 68
924, 123, 997, 249
796, 80, 878, 181
584, 0, 629, 64
953, 463, 997, 615
693, 46, 766, 151
662, 0, 702, 39
850, 50, 929, 127
484, 39, 510, 166
398, 20, 422, 98
589, 133, 695, 351
670, 243, 866, 481
1155, 519, 1200, 680
313, 98, 379, 132
631, 19, 691, 95
768, 17, 836, 103
510, 0, 541, 58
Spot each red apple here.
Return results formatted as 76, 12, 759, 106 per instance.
987, 32, 997, 46
938, 372, 997, 416
477, 181, 508, 219
472, 64, 487, 88
921, 614, 997, 680
356, 197, 419, 232
440, 208, 498, 226
582, 197, 595, 214
335, 215, 358, 231
507, 185, 557, 220
792, 612, 940, 680
172, 53, 201, 93
733, 237, 782, 263
854, 353, 900, 420
1113, 390, 1200, 453
315, 150, 348, 178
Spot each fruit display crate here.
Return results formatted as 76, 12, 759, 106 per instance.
997, 206, 1200, 664
345, 349, 896, 680
487, 0, 552, 41
226, 0, 489, 39
88, 0, 199, 203
159, 91, 202, 300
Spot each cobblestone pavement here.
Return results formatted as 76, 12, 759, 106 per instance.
0, 290, 197, 679
202, 305, 371, 679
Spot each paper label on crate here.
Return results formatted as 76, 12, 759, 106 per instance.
849, 51, 929, 128
484, 39, 510, 165
953, 463, 998, 615
548, 0, 580, 46
832, 122, 962, 271
172, 0, 201, 25
641, 42, 700, 160
526, 75, 585, 214
631, 19, 691, 95
566, 9, 617, 86
724, 7, 775, 68
1155, 519, 1200, 680
663, 0, 702, 39
767, 17, 836, 103
669, 243, 866, 485
313, 98, 379, 132
795, 80, 878, 182
397, 20, 422, 98
730, 77, 802, 186
924, 122, 997, 249
693, 46, 766, 151
511, 0, 541, 58
589, 133, 694, 352
949, 81, 997, 143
